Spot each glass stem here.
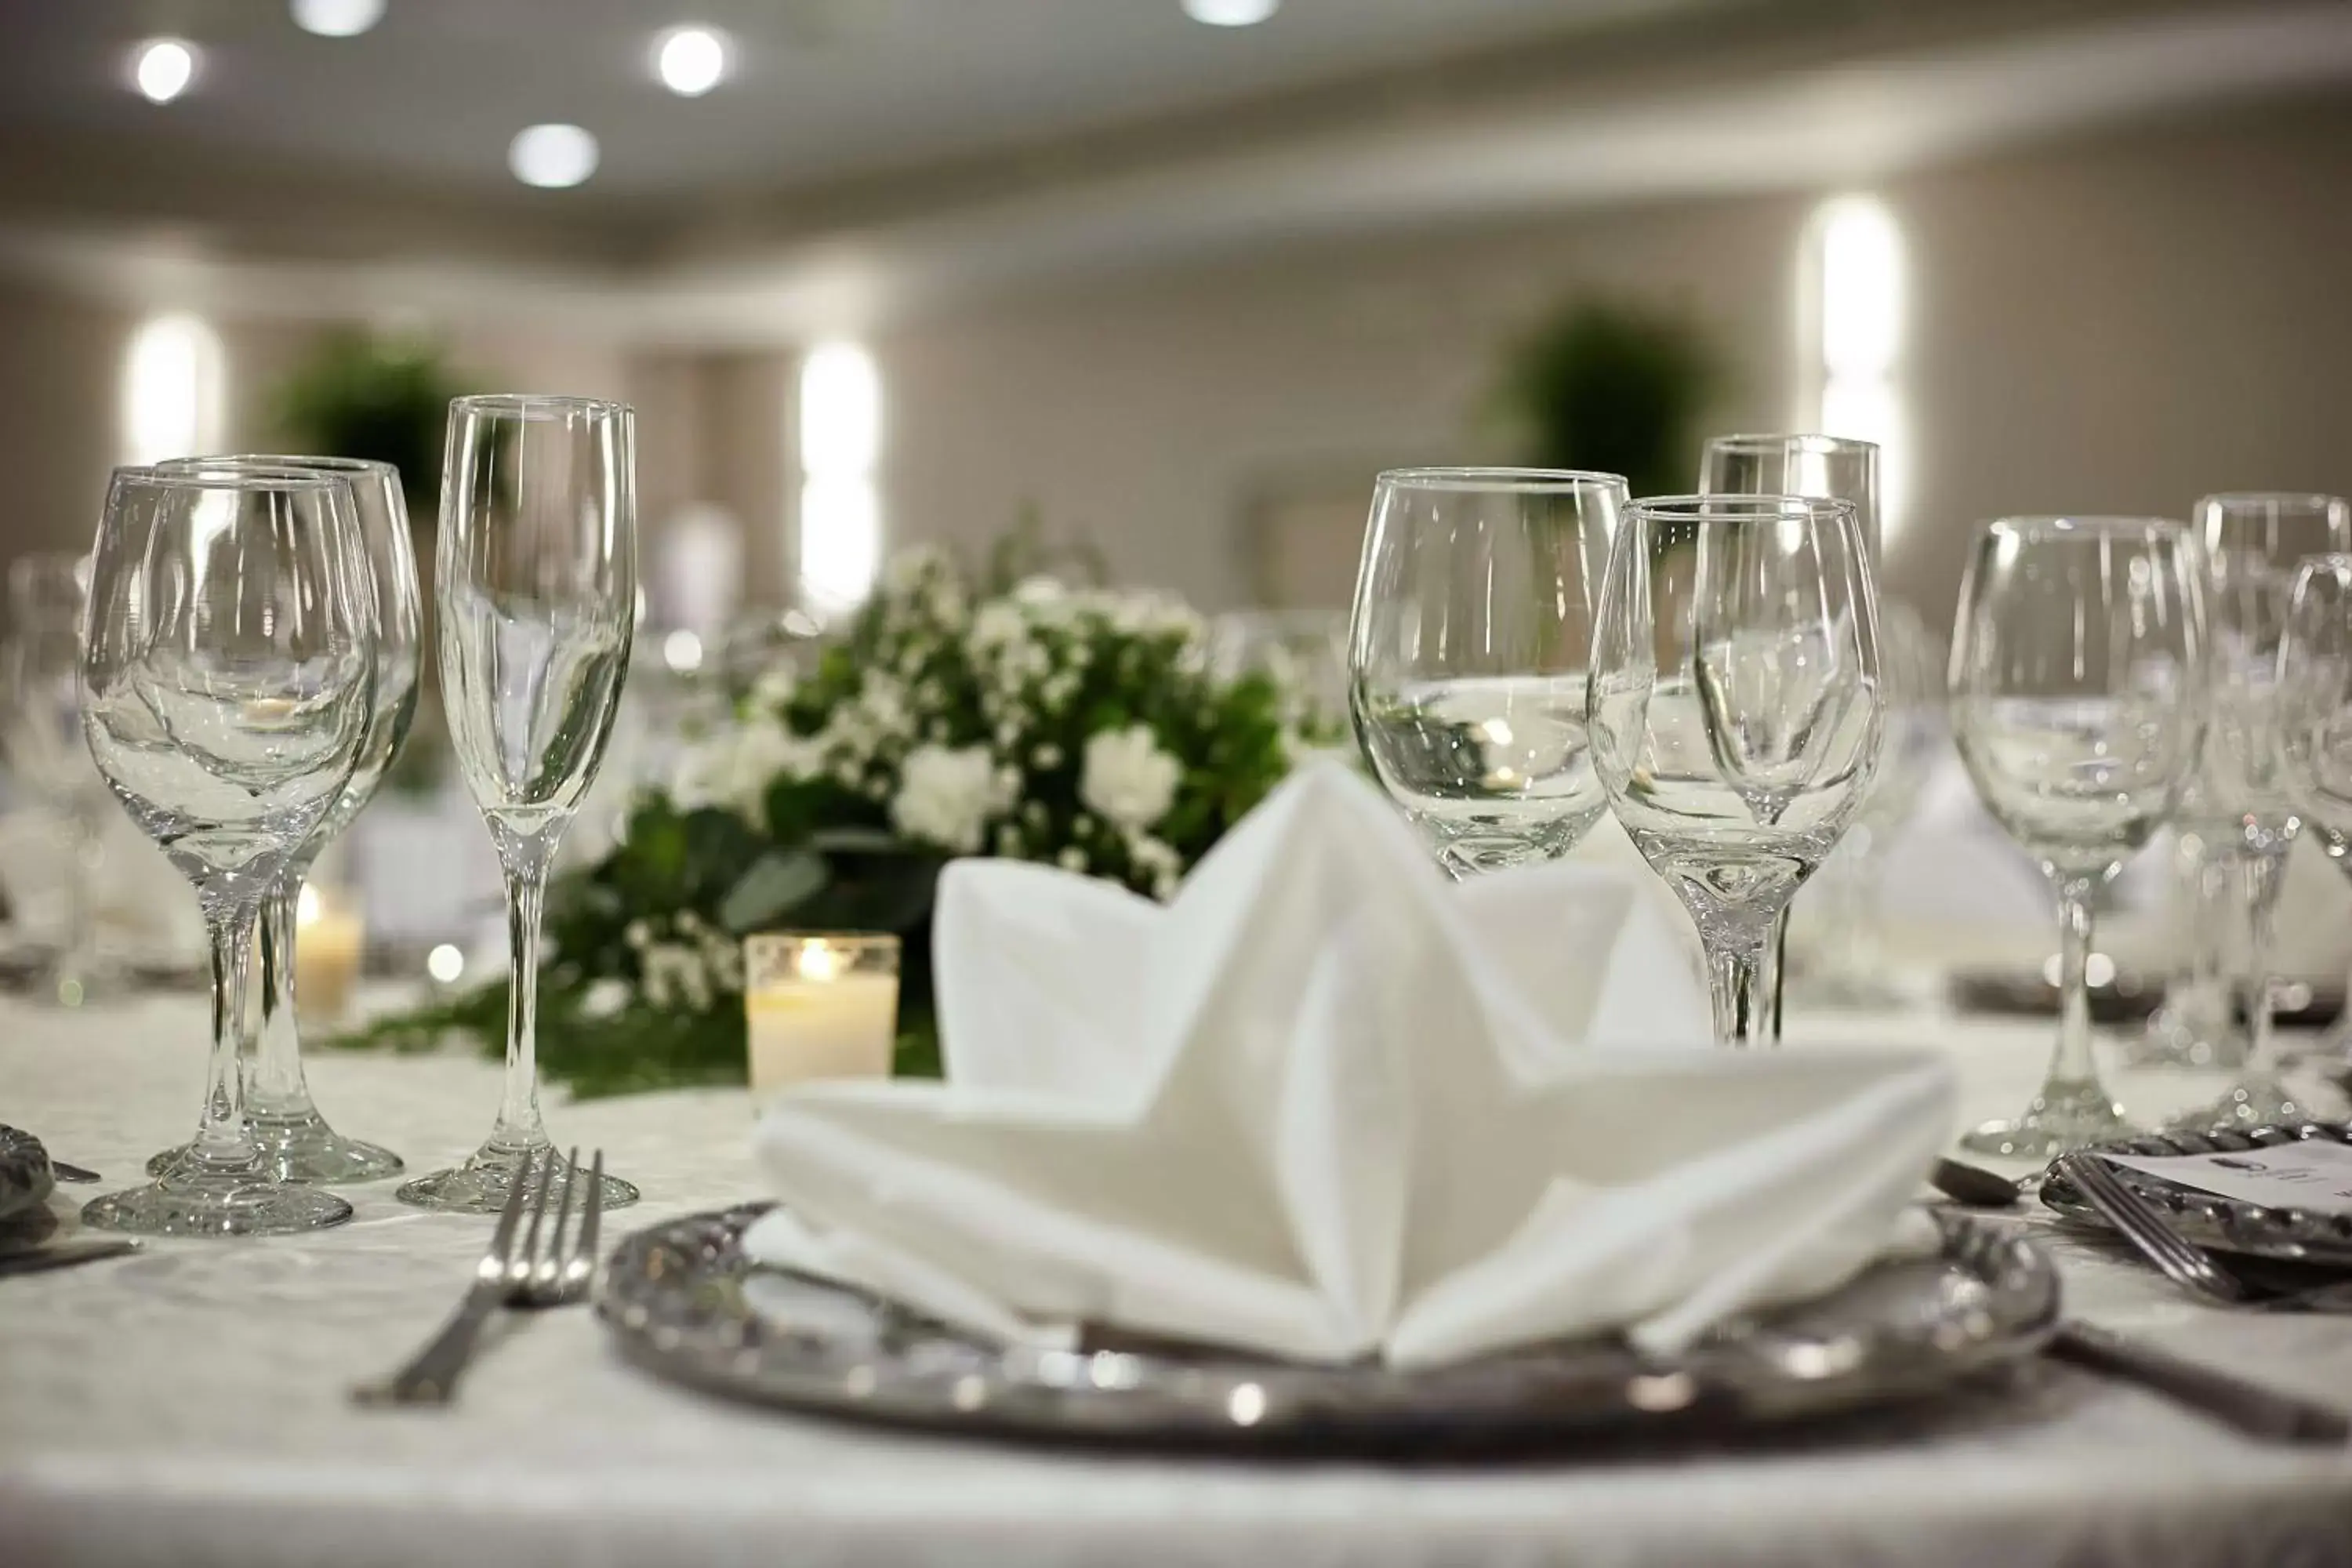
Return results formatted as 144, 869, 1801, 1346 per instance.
2049, 878, 2101, 1092
186, 902, 260, 1174
1764, 909, 1789, 1040
2239, 851, 2289, 1074
491, 840, 554, 1152
1708, 938, 1770, 1047
247, 873, 314, 1116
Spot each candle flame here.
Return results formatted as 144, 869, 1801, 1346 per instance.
797, 938, 844, 983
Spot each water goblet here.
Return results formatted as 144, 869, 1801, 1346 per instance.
78, 465, 378, 1236
1348, 468, 1624, 877
1587, 494, 1883, 1044
144, 456, 422, 1183
2270, 553, 2352, 1101
1949, 517, 2207, 1157
397, 395, 641, 1214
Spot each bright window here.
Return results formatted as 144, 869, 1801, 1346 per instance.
122, 313, 224, 465
796, 342, 881, 615
1806, 197, 1905, 549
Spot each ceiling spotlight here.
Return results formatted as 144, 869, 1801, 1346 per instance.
655, 25, 729, 96
508, 123, 599, 189
291, 0, 386, 37
131, 38, 198, 104
1182, 0, 1279, 26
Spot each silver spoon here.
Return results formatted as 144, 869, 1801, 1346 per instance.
1931, 1156, 2030, 1209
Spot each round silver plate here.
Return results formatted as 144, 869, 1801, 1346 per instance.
2041, 1121, 2352, 1267
597, 1204, 2060, 1450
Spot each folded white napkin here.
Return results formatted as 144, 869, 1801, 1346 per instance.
746, 763, 1957, 1368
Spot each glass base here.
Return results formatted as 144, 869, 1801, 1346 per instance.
145, 1109, 403, 1185
1962, 1080, 2142, 1160
397, 1141, 638, 1215
82, 1156, 354, 1237
2122, 1000, 2248, 1072
2166, 1071, 2348, 1134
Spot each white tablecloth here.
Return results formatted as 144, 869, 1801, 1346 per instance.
2, 992, 2350, 1568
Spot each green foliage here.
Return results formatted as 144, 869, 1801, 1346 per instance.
1494, 297, 1719, 499
272, 332, 470, 512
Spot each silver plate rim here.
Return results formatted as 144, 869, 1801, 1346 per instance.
595, 1203, 2060, 1451
2039, 1120, 2352, 1265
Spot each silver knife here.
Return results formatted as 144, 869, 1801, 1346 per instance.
2049, 1322, 2350, 1444
0, 1239, 141, 1277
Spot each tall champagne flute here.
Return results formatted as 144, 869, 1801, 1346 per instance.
2, 554, 117, 1005
1950, 517, 2207, 1157
398, 395, 640, 1214
2265, 554, 2352, 1105
78, 466, 376, 1236
1699, 434, 1879, 1034
146, 456, 421, 1183
2172, 492, 2350, 1129
1348, 469, 1624, 875
1588, 495, 1883, 1044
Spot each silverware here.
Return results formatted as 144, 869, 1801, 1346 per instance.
352, 1147, 604, 1407
49, 1160, 102, 1184
2047, 1321, 2350, 1444
0, 1238, 140, 1277
1930, 1156, 2027, 1209
2058, 1153, 2252, 1303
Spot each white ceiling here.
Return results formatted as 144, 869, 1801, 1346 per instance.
0, 0, 1711, 199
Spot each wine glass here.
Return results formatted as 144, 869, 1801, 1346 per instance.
398, 395, 641, 1214
2267, 554, 2352, 1100
144, 456, 422, 1183
1949, 517, 2207, 1157
2, 553, 118, 1006
1586, 494, 1882, 1044
1348, 468, 1624, 876
2172, 493, 2351, 1128
1699, 434, 1879, 1034
78, 465, 377, 1236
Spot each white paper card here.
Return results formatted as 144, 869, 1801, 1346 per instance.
2103, 1142, 2352, 1215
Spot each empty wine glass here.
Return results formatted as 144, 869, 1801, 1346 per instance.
1949, 517, 2207, 1157
398, 395, 641, 1214
78, 466, 377, 1236
2, 553, 118, 1006
1348, 468, 1624, 876
2268, 553, 2352, 1102
1587, 494, 1882, 1044
2170, 493, 2351, 1129
1699, 434, 1879, 1034
145, 456, 421, 1184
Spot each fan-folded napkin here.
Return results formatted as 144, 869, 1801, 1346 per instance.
746, 763, 1956, 1367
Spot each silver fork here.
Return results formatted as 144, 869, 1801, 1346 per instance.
2057, 1152, 2250, 1304
354, 1148, 604, 1406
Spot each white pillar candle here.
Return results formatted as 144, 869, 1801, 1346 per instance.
745, 934, 900, 1104
294, 882, 365, 1023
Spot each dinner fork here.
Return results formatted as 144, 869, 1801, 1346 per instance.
2056, 1153, 2251, 1304
353, 1147, 604, 1406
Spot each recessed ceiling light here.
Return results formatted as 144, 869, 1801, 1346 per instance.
508, 123, 599, 189
291, 0, 386, 38
130, 38, 198, 104
655, 25, 729, 96
1182, 0, 1279, 26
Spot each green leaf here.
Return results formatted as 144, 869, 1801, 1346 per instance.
718, 851, 831, 933
804, 825, 910, 855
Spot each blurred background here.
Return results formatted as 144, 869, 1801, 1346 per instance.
2, 0, 2347, 640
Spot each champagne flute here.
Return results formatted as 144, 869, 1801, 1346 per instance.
1699, 434, 1879, 1033
145, 456, 421, 1183
398, 395, 640, 1214
1348, 468, 1624, 875
78, 466, 376, 1236
1949, 517, 2207, 1157
2, 553, 117, 1006
1587, 494, 1882, 1044
2267, 553, 2352, 1102
2171, 493, 2350, 1128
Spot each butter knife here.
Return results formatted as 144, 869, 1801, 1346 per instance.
2049, 1322, 2350, 1444
0, 1239, 140, 1277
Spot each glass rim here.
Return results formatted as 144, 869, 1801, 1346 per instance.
154, 453, 397, 479
451, 393, 633, 422
111, 463, 354, 494
1700, 432, 1880, 459
2195, 491, 2351, 516
1983, 514, 2188, 540
1374, 466, 1628, 495
1628, 492, 1859, 521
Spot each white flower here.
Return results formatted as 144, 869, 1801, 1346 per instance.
1031, 742, 1062, 769
1080, 725, 1181, 832
581, 978, 631, 1019
671, 718, 817, 823
1057, 846, 1087, 873
749, 665, 797, 713
890, 744, 1007, 855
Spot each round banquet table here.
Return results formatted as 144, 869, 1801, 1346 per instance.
2, 989, 2350, 1568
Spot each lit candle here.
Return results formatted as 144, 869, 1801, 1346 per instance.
745, 933, 900, 1103
293, 880, 365, 1023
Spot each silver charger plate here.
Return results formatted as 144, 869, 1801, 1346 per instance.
597, 1205, 2059, 1451
2041, 1121, 2352, 1267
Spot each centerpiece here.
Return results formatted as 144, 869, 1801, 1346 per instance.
339, 540, 1330, 1092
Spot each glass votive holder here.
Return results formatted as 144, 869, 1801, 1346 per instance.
744, 933, 901, 1106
